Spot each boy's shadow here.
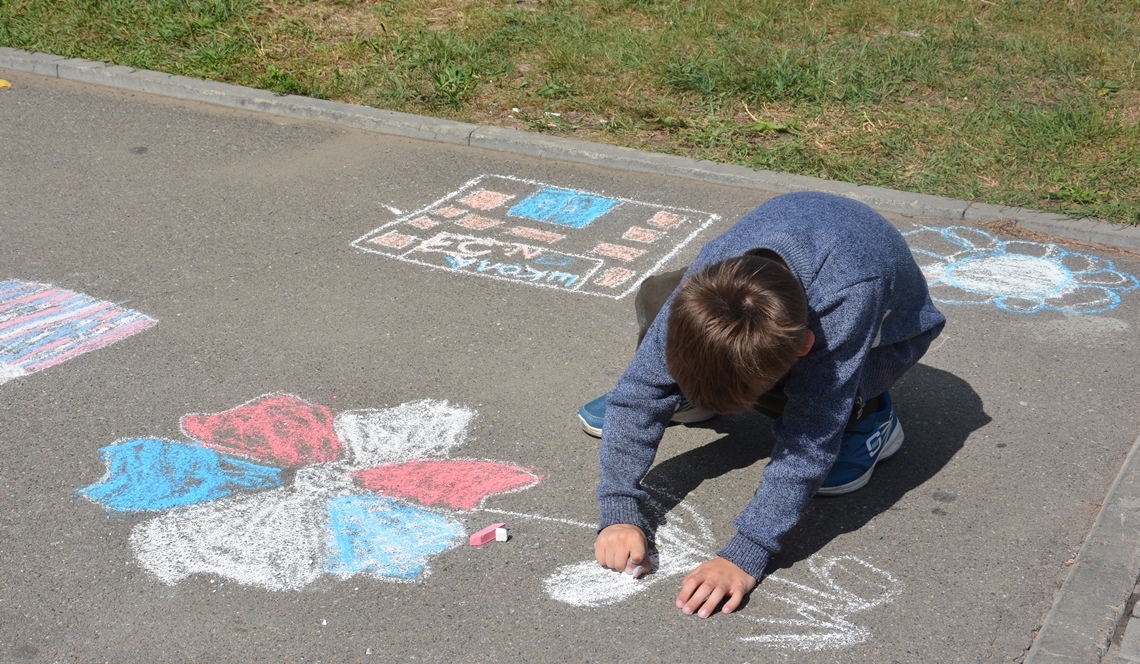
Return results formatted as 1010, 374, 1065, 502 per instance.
640, 363, 989, 574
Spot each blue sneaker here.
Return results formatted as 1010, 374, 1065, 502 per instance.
818, 393, 904, 496
577, 394, 608, 437
577, 394, 714, 438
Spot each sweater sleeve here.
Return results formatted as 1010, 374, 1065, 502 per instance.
596, 307, 680, 532
717, 277, 886, 579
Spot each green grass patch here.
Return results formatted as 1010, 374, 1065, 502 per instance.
2, 0, 1138, 223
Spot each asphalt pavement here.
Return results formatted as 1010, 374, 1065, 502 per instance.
3, 51, 1140, 663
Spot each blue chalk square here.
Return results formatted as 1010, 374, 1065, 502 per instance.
507, 188, 620, 229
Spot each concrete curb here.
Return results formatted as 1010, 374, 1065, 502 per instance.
1025, 431, 1140, 663
4, 46, 1140, 252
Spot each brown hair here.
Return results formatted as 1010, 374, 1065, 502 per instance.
665, 255, 808, 414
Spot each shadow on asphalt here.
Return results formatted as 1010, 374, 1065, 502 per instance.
640, 363, 989, 575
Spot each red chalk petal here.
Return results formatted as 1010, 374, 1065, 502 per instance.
354, 460, 542, 510
181, 394, 343, 467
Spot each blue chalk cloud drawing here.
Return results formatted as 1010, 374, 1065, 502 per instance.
904, 226, 1138, 314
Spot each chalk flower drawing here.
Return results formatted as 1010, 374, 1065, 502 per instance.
904, 226, 1138, 314
79, 396, 898, 651
79, 394, 542, 590
543, 486, 902, 651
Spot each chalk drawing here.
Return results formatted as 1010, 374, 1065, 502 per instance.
79, 438, 283, 511
0, 279, 156, 384
904, 226, 1139, 313
352, 175, 720, 298
736, 556, 901, 651
355, 459, 541, 510
181, 394, 343, 467
541, 485, 902, 651
77, 395, 895, 651
325, 495, 464, 579
79, 396, 543, 590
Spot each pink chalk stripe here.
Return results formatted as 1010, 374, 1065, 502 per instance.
0, 289, 86, 334
21, 316, 156, 371
0, 297, 113, 336
0, 285, 71, 312
9, 301, 129, 355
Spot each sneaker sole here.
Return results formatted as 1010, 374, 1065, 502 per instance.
816, 419, 904, 496
578, 413, 603, 438
669, 409, 716, 425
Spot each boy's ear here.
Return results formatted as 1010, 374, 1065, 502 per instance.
799, 329, 815, 356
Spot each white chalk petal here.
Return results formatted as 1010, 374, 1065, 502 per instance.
131, 481, 346, 591
334, 399, 475, 467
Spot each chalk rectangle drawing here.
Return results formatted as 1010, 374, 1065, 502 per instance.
352, 175, 720, 298
0, 279, 157, 385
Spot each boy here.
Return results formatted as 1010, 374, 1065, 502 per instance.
582, 192, 945, 619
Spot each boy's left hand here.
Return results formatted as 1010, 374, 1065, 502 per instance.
676, 556, 757, 618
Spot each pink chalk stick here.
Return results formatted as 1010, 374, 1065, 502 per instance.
469, 523, 506, 546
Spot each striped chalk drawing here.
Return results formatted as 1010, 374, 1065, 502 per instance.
904, 226, 1139, 314
541, 486, 901, 651
79, 395, 542, 590
0, 279, 156, 384
352, 175, 720, 298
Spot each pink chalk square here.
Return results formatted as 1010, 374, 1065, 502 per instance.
509, 226, 565, 244
622, 226, 663, 243
592, 243, 646, 262
460, 190, 515, 210
595, 268, 635, 288
407, 216, 440, 229
455, 214, 504, 230
432, 206, 467, 218
648, 210, 684, 229
369, 231, 418, 249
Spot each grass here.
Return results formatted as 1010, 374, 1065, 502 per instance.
2, 0, 1138, 224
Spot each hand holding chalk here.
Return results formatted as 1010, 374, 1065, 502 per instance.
595, 523, 653, 577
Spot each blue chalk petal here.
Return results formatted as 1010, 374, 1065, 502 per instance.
324, 495, 462, 579
79, 438, 283, 511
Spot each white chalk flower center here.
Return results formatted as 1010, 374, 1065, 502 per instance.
948, 254, 1069, 297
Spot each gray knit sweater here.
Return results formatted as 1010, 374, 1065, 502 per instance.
597, 192, 946, 579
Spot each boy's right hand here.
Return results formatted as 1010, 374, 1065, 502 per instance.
595, 523, 652, 577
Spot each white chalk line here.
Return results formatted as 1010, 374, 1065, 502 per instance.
474, 508, 594, 530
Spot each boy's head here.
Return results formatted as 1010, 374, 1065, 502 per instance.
665, 254, 811, 414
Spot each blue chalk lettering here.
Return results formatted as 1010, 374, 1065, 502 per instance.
79, 438, 283, 512
508, 188, 620, 229
533, 253, 578, 267
445, 255, 481, 270
324, 495, 462, 579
